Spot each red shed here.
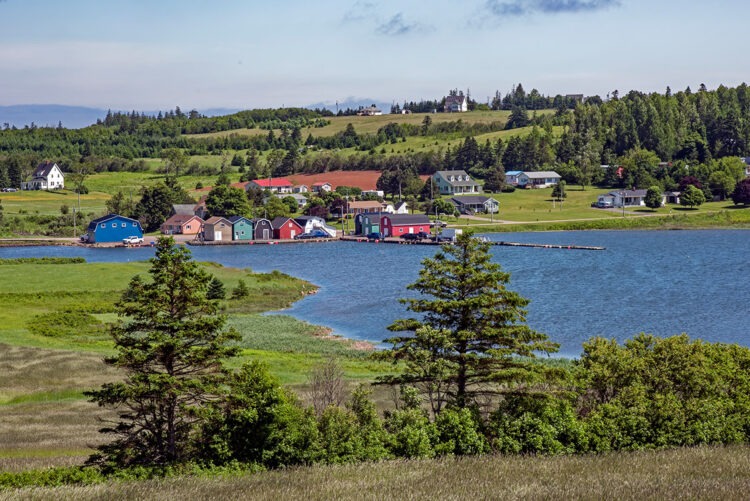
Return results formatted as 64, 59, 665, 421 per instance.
381, 214, 431, 237
271, 217, 304, 240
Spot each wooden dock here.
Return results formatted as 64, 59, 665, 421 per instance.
340, 236, 605, 251
491, 241, 605, 251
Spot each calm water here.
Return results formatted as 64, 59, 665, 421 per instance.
3, 230, 749, 357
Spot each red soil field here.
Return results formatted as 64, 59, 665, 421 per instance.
288, 171, 429, 191
197, 170, 428, 193
287, 171, 382, 190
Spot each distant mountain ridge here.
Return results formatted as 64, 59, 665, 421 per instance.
307, 98, 392, 114
0, 105, 243, 129
0, 105, 105, 129
0, 100, 392, 130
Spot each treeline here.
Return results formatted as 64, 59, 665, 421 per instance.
0, 107, 330, 160
99, 107, 330, 135
393, 84, 583, 113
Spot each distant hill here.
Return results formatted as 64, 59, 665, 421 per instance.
0, 105, 242, 129
0, 105, 106, 129
306, 98, 392, 114
0, 101, 397, 129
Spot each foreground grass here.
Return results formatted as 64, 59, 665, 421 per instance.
8, 446, 750, 500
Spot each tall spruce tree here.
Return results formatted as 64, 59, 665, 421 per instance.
86, 237, 240, 468
379, 232, 558, 413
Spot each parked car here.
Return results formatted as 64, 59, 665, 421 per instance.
122, 236, 144, 245
1, 187, 18, 192
401, 231, 430, 241
294, 229, 330, 240
366, 232, 382, 241
400, 233, 420, 241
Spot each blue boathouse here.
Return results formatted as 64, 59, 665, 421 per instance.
85, 214, 143, 243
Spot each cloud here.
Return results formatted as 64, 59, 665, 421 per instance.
342, 1, 378, 23
342, 2, 432, 36
375, 13, 428, 36
484, 0, 620, 18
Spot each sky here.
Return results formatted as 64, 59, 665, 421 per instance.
1, 0, 749, 111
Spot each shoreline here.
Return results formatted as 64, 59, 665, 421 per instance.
1, 210, 749, 248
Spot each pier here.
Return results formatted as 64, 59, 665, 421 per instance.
340, 235, 605, 250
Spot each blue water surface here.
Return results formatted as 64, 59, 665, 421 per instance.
3, 229, 748, 357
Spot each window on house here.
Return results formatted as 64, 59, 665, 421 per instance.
399, 228, 403, 233
112, 223, 117, 228
121, 223, 126, 228
100, 223, 106, 228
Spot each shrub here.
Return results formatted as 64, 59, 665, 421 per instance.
231, 279, 250, 299
576, 334, 750, 451
199, 361, 321, 468
384, 408, 436, 459
489, 395, 587, 455
434, 407, 489, 456
27, 310, 106, 341
207, 276, 226, 300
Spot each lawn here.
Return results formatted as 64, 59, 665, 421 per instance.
0, 189, 109, 217
445, 186, 744, 227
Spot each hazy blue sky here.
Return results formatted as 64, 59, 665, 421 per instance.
1, 0, 748, 110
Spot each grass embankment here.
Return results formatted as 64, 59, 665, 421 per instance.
0, 258, 390, 470
9, 446, 750, 500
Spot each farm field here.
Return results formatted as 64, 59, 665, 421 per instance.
0, 189, 109, 218
188, 110, 518, 140
185, 112, 556, 158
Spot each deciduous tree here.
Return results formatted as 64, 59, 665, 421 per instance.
731, 178, 750, 205
644, 186, 663, 209
680, 184, 706, 208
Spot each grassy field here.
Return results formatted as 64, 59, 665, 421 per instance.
0, 258, 391, 471
0, 189, 109, 218
189, 110, 517, 140
8, 446, 750, 500
441, 185, 750, 230
186, 111, 562, 161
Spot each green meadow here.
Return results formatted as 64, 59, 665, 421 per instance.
0, 257, 390, 471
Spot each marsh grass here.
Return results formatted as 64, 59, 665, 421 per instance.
230, 314, 369, 357
0, 261, 390, 469
8, 446, 750, 500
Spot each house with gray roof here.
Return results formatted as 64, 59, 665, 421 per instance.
517, 171, 561, 189
450, 196, 499, 214
274, 193, 307, 210
433, 170, 482, 195
596, 189, 648, 208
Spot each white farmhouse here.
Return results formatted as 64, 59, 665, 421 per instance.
22, 161, 65, 190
